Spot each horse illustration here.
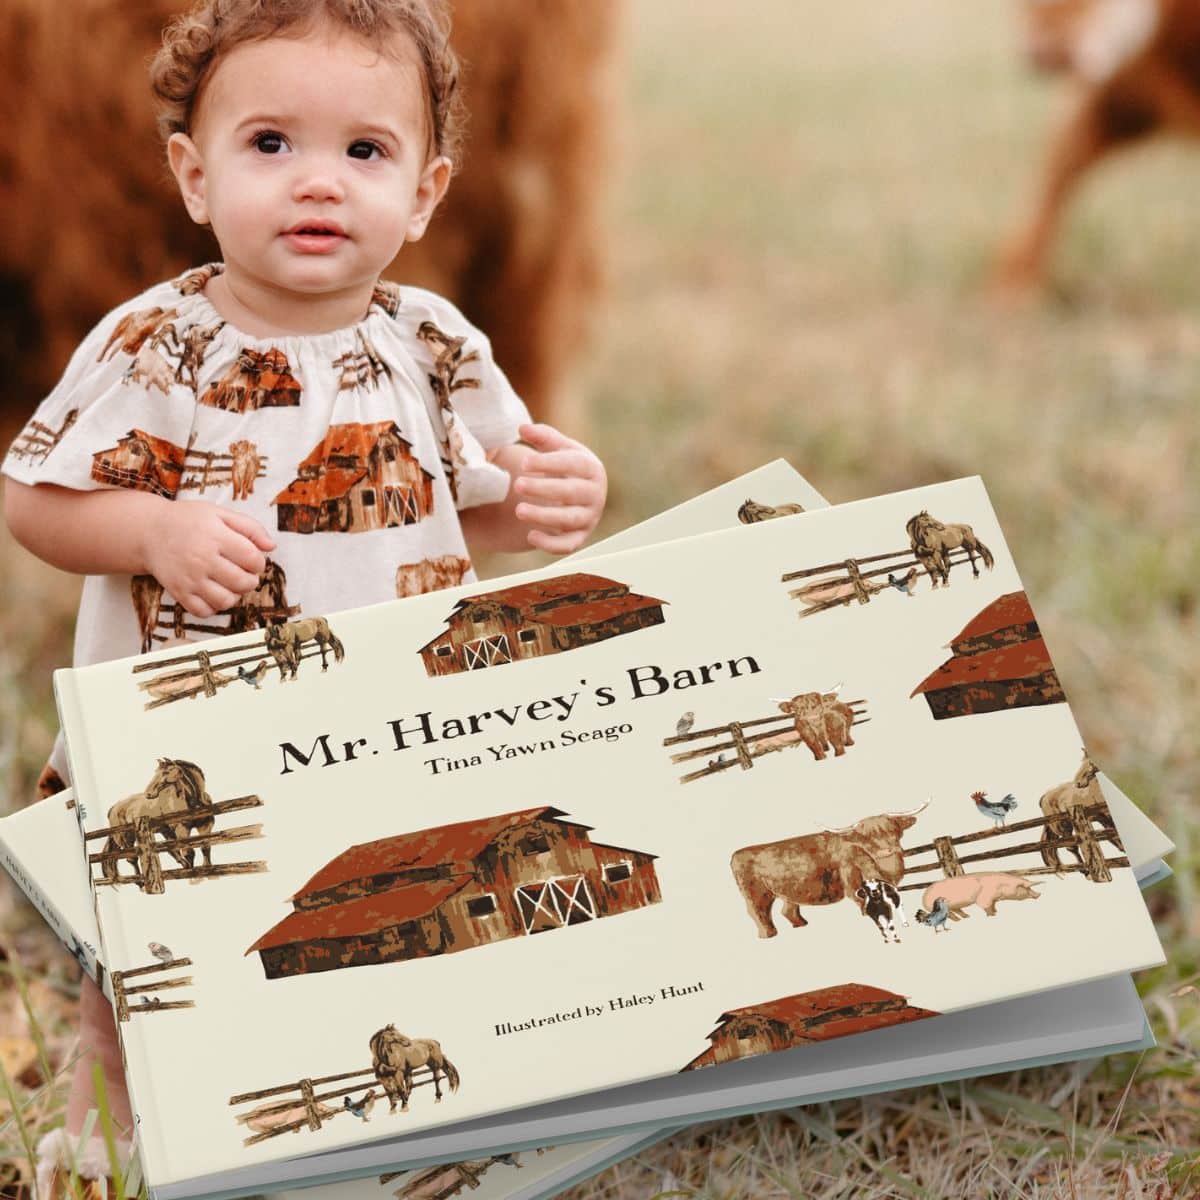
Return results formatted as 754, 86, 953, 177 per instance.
905, 510, 994, 588
368, 1025, 460, 1114
264, 616, 345, 680
1039, 753, 1116, 871
737, 498, 806, 524
102, 758, 215, 883
226, 559, 290, 633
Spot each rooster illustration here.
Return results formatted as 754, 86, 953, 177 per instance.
343, 1091, 376, 1121
915, 897, 951, 933
972, 790, 1017, 829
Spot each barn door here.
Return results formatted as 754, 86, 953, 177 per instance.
463, 634, 511, 670
550, 875, 596, 925
384, 485, 418, 525
515, 876, 595, 935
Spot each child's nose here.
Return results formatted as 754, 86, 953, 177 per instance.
292, 159, 347, 204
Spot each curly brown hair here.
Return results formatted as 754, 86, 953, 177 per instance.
149, 0, 463, 163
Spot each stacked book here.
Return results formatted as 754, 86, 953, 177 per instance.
1, 462, 1172, 1200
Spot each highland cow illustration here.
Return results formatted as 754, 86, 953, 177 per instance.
905, 510, 994, 588
6, 407, 77, 465
201, 347, 302, 412
246, 807, 660, 978
729, 804, 926, 938
90, 428, 186, 497
396, 555, 473, 598
369, 1025, 460, 1114
1039, 754, 1119, 872
332, 329, 390, 393
682, 984, 939, 1070
228, 440, 263, 500
273, 421, 435, 534
775, 689, 859, 760
419, 573, 666, 676
737, 499, 806, 524
910, 591, 1066, 719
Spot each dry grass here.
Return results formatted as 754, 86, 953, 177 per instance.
2, 1, 1198, 1196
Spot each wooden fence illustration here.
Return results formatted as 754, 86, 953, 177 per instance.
132, 639, 324, 709
179, 445, 268, 496
229, 1064, 438, 1145
85, 795, 265, 893
7, 409, 78, 465
141, 597, 300, 649
782, 547, 979, 617
111, 957, 195, 1023
663, 703, 869, 784
898, 804, 1126, 892
381, 1151, 544, 1199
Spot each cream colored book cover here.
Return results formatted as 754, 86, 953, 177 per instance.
54, 474, 1166, 1191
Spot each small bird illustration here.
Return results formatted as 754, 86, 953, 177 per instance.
343, 1091, 376, 1121
915, 898, 951, 933
148, 942, 173, 963
972, 790, 1018, 829
238, 661, 269, 689
887, 568, 918, 595
134, 996, 164, 1010
675, 712, 695, 737
708, 753, 728, 770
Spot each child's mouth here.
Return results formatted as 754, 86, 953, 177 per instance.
283, 225, 347, 253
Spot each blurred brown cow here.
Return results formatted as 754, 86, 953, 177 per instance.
0, 1, 620, 423
995, 0, 1200, 291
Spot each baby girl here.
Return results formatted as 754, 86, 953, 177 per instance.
2, 1, 606, 1193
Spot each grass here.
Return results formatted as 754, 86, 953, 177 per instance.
2, 0, 1198, 1196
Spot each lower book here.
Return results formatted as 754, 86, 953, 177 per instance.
2, 460, 1172, 1200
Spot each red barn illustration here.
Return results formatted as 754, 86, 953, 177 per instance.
247, 807, 660, 979
910, 590, 1065, 719
682, 984, 939, 1071
200, 347, 302, 412
90, 428, 186, 498
272, 421, 435, 535
419, 572, 667, 675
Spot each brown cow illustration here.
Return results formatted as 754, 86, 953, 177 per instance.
730, 803, 927, 939
774, 688, 857, 760
395, 555, 472, 598
228, 439, 262, 501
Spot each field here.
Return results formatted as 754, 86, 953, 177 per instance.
1, 1, 1198, 1197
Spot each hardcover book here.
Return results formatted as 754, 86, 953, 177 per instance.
51, 472, 1166, 1198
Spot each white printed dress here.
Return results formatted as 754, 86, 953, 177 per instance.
2, 263, 530, 792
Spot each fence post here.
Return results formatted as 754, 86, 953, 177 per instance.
846, 559, 871, 605
1070, 805, 1111, 882
173, 602, 186, 639
933, 836, 963, 878
197, 649, 218, 697
112, 971, 129, 1024
299, 1078, 323, 1131
135, 817, 165, 894
728, 722, 753, 771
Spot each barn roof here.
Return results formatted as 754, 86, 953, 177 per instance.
120, 428, 186, 470
948, 591, 1036, 644
451, 572, 626, 612
247, 875, 472, 953
272, 421, 427, 505
96, 429, 186, 494
289, 806, 573, 899
715, 984, 909, 1028
534, 592, 665, 628
909, 637, 1056, 697
237, 347, 300, 390
272, 467, 366, 506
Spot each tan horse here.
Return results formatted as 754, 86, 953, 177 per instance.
737, 499, 806, 524
1038, 754, 1115, 871
102, 758, 215, 882
369, 1025, 460, 1114
264, 616, 345, 680
905, 510, 994, 588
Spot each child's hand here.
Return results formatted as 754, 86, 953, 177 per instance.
145, 501, 276, 618
512, 423, 607, 554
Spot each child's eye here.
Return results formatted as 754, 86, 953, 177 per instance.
348, 139, 386, 161
251, 131, 289, 155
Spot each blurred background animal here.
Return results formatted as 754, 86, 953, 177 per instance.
0, 0, 620, 429
996, 0, 1200, 291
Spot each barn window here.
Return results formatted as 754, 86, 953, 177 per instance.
522, 833, 551, 855
435, 646, 452, 657
467, 894, 497, 917
603, 862, 632, 883
360, 488, 375, 506
518, 628, 537, 643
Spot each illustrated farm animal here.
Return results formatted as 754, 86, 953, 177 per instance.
973, 790, 1018, 829
1039, 754, 1115, 870
919, 873, 1041, 920
729, 804, 926, 938
856, 880, 909, 944
737, 499, 806, 523
265, 616, 345, 680
369, 1025, 461, 1114
905, 511, 995, 588
774, 688, 859, 761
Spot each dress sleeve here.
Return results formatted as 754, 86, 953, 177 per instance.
399, 289, 532, 511
1, 295, 199, 498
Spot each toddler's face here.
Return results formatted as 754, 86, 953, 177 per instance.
168, 21, 449, 299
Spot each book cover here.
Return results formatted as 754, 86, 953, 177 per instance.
53, 475, 1166, 1192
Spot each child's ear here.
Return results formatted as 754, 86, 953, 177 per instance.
405, 155, 452, 242
167, 132, 211, 227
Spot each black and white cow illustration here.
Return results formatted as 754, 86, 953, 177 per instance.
855, 879, 909, 944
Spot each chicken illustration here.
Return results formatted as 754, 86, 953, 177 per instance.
972, 790, 1017, 829
675, 712, 695, 737
915, 897, 951, 934
887, 568, 918, 595
238, 661, 269, 689
343, 1091, 376, 1122
148, 942, 173, 963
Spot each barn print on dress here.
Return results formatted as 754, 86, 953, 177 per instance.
131, 615, 342, 709
419, 573, 666, 676
91, 428, 186, 497
131, 556, 298, 653
273, 421, 435, 535
783, 509, 995, 617
200, 347, 302, 412
663, 685, 868, 784
6, 407, 78, 465
229, 1022, 460, 1145
332, 329, 391, 393
416, 320, 481, 502
85, 757, 265, 895
909, 591, 1065, 719
245, 806, 661, 979
681, 984, 939, 1071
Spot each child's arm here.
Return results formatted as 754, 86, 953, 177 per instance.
4, 480, 276, 617
459, 423, 607, 555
